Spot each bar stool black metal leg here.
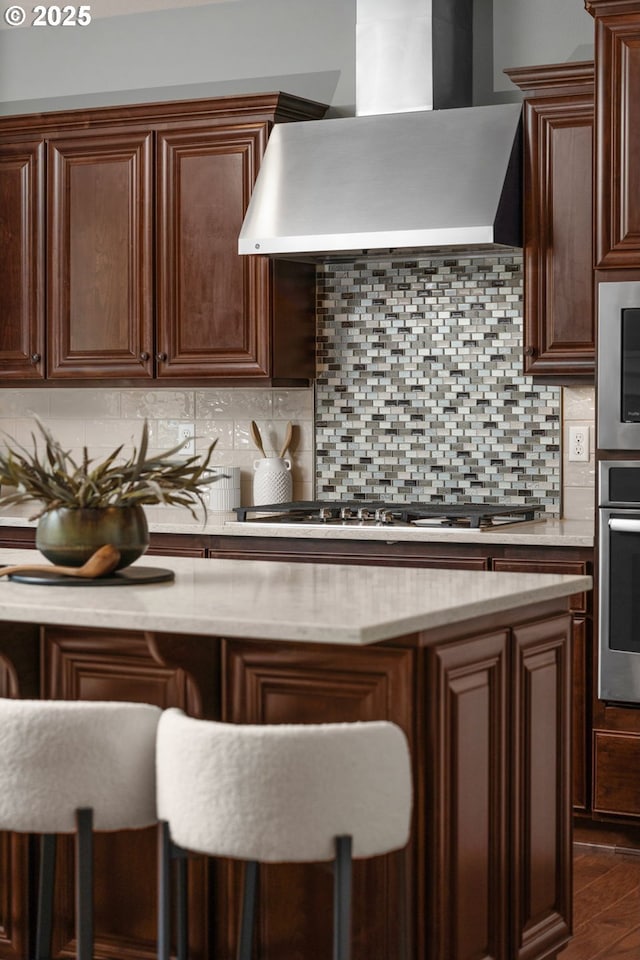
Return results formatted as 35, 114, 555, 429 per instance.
35, 834, 56, 960
75, 808, 93, 960
237, 860, 258, 960
333, 836, 352, 960
173, 841, 189, 960
158, 821, 172, 960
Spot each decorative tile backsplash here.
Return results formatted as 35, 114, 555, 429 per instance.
315, 253, 561, 511
0, 253, 572, 515
0, 387, 315, 508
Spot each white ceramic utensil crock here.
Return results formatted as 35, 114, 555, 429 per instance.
253, 457, 292, 505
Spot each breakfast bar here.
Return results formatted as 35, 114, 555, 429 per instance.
0, 550, 591, 960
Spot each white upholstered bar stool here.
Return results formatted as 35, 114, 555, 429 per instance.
156, 708, 413, 960
0, 698, 161, 960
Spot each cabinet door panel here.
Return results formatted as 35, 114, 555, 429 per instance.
593, 731, 640, 816
493, 558, 590, 813
156, 124, 271, 378
222, 640, 414, 960
47, 131, 154, 378
523, 98, 594, 374
0, 139, 45, 379
41, 628, 209, 960
429, 631, 509, 960
593, 14, 640, 265
505, 63, 595, 380
511, 615, 572, 960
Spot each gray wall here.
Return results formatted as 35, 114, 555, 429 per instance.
0, 0, 594, 115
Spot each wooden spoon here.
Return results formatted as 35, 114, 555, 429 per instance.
0, 544, 121, 580
250, 420, 267, 458
278, 421, 293, 458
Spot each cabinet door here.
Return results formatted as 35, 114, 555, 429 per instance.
41, 628, 211, 960
510, 614, 572, 960
506, 63, 595, 378
222, 639, 414, 960
592, 696, 640, 819
588, 5, 640, 266
0, 139, 45, 379
493, 557, 591, 812
428, 630, 509, 960
523, 95, 594, 376
47, 130, 154, 378
156, 123, 273, 378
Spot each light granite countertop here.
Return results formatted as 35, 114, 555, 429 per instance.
0, 548, 592, 645
0, 507, 595, 548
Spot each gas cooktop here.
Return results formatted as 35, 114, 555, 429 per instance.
234, 500, 542, 529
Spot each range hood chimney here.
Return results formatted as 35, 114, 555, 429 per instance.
238, 0, 522, 260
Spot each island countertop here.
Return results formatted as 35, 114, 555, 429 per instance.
0, 548, 586, 960
0, 548, 591, 645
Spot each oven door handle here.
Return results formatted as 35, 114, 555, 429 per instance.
608, 518, 640, 533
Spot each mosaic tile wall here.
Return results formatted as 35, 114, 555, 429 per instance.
315, 253, 561, 511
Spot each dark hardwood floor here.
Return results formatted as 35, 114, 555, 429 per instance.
560, 842, 640, 959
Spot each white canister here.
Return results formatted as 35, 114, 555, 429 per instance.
207, 466, 241, 512
253, 458, 292, 505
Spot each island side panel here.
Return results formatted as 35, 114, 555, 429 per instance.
511, 614, 572, 960
427, 629, 509, 960
221, 638, 416, 960
423, 608, 573, 960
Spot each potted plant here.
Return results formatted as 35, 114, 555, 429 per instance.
0, 419, 220, 569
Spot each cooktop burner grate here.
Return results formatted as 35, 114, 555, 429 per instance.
234, 501, 542, 528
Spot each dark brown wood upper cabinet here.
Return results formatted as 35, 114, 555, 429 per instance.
586, 0, 640, 267
0, 93, 326, 385
505, 62, 595, 380
0, 139, 45, 380
155, 123, 271, 379
47, 129, 154, 379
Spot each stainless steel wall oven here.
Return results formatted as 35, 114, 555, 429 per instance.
598, 280, 640, 450
598, 460, 640, 703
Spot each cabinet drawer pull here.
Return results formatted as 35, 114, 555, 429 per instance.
524, 345, 535, 357
30, 353, 41, 363
139, 351, 150, 362
156, 352, 167, 362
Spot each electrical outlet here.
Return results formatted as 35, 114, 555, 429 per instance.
568, 425, 589, 463
177, 422, 195, 456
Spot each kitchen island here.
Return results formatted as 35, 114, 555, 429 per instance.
0, 549, 590, 960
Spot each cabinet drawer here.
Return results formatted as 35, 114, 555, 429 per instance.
491, 558, 589, 612
593, 731, 640, 817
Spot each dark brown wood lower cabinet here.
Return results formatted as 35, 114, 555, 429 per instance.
40, 629, 218, 960
0, 601, 574, 960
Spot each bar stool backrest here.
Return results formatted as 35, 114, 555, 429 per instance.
0, 698, 161, 833
156, 708, 413, 863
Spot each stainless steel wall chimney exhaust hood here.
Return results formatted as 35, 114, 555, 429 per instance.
238, 0, 522, 261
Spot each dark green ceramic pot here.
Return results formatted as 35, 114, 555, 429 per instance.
36, 506, 149, 570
